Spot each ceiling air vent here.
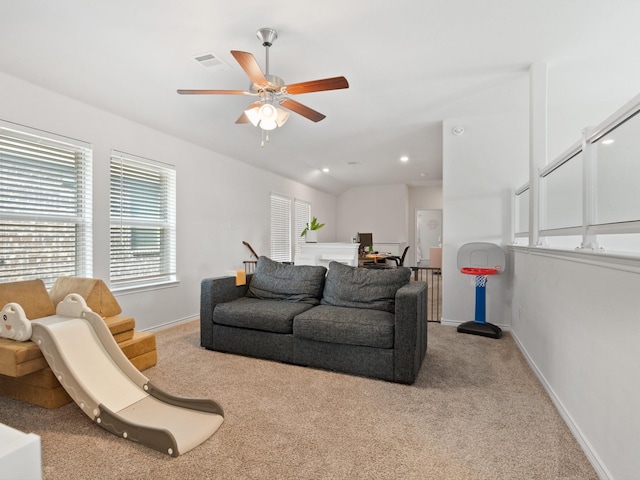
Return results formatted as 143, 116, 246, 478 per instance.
192, 52, 231, 71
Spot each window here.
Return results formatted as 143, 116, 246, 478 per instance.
270, 193, 311, 263
294, 199, 311, 257
110, 151, 176, 288
270, 193, 291, 262
0, 123, 92, 286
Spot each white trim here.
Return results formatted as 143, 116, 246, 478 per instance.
509, 245, 640, 274
586, 91, 640, 145
539, 226, 584, 237
111, 279, 179, 295
539, 142, 582, 178
143, 314, 196, 333
588, 220, 640, 235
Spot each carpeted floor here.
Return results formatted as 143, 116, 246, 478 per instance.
0, 319, 596, 479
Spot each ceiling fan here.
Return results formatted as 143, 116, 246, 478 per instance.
177, 28, 349, 140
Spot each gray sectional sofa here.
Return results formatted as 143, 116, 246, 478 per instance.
200, 256, 427, 384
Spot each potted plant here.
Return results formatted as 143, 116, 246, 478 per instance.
300, 216, 325, 243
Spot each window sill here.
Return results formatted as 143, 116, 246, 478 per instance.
111, 279, 179, 296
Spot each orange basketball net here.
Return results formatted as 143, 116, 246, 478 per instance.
460, 267, 498, 276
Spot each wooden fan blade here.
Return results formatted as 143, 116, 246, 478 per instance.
177, 89, 247, 95
231, 50, 268, 86
279, 98, 326, 122
285, 76, 349, 95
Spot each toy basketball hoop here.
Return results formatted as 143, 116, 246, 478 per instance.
457, 243, 505, 339
460, 267, 498, 287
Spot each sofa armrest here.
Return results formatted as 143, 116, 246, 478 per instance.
393, 281, 428, 383
200, 275, 253, 348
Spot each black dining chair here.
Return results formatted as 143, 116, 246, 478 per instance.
387, 246, 410, 267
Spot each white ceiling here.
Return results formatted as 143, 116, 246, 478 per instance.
2, 1, 640, 195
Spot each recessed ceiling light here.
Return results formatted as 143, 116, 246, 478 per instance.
400, 156, 409, 163
602, 138, 615, 145
322, 167, 330, 173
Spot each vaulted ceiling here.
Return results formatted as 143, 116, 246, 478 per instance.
2, 1, 639, 195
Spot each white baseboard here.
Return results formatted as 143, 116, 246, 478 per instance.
144, 315, 198, 333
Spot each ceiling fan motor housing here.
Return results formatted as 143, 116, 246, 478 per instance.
251, 75, 285, 96
257, 28, 278, 47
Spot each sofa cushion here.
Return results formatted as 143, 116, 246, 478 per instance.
247, 256, 327, 305
293, 305, 395, 349
213, 297, 315, 334
321, 261, 411, 313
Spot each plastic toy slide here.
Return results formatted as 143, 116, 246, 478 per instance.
1, 294, 223, 456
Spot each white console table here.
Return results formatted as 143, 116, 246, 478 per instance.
0, 423, 42, 479
295, 242, 359, 267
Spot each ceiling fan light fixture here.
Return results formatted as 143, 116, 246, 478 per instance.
260, 118, 278, 131
244, 105, 261, 127
276, 108, 290, 127
259, 103, 278, 122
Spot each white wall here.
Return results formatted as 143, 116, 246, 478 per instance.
511, 251, 640, 479
0, 72, 336, 330
335, 184, 444, 265
334, 185, 443, 265
408, 185, 443, 211
336, 184, 409, 255
441, 90, 529, 327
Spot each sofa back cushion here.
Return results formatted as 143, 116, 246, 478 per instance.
321, 261, 411, 313
248, 256, 327, 305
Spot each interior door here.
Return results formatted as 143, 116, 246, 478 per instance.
415, 209, 442, 267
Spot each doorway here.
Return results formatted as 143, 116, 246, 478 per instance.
415, 209, 443, 322
416, 209, 442, 267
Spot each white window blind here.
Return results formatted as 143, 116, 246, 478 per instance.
294, 199, 310, 256
270, 193, 291, 262
110, 151, 176, 287
0, 124, 92, 286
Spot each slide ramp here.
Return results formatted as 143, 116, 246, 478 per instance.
1, 295, 223, 456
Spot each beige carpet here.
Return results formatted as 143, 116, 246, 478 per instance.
0, 319, 596, 480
